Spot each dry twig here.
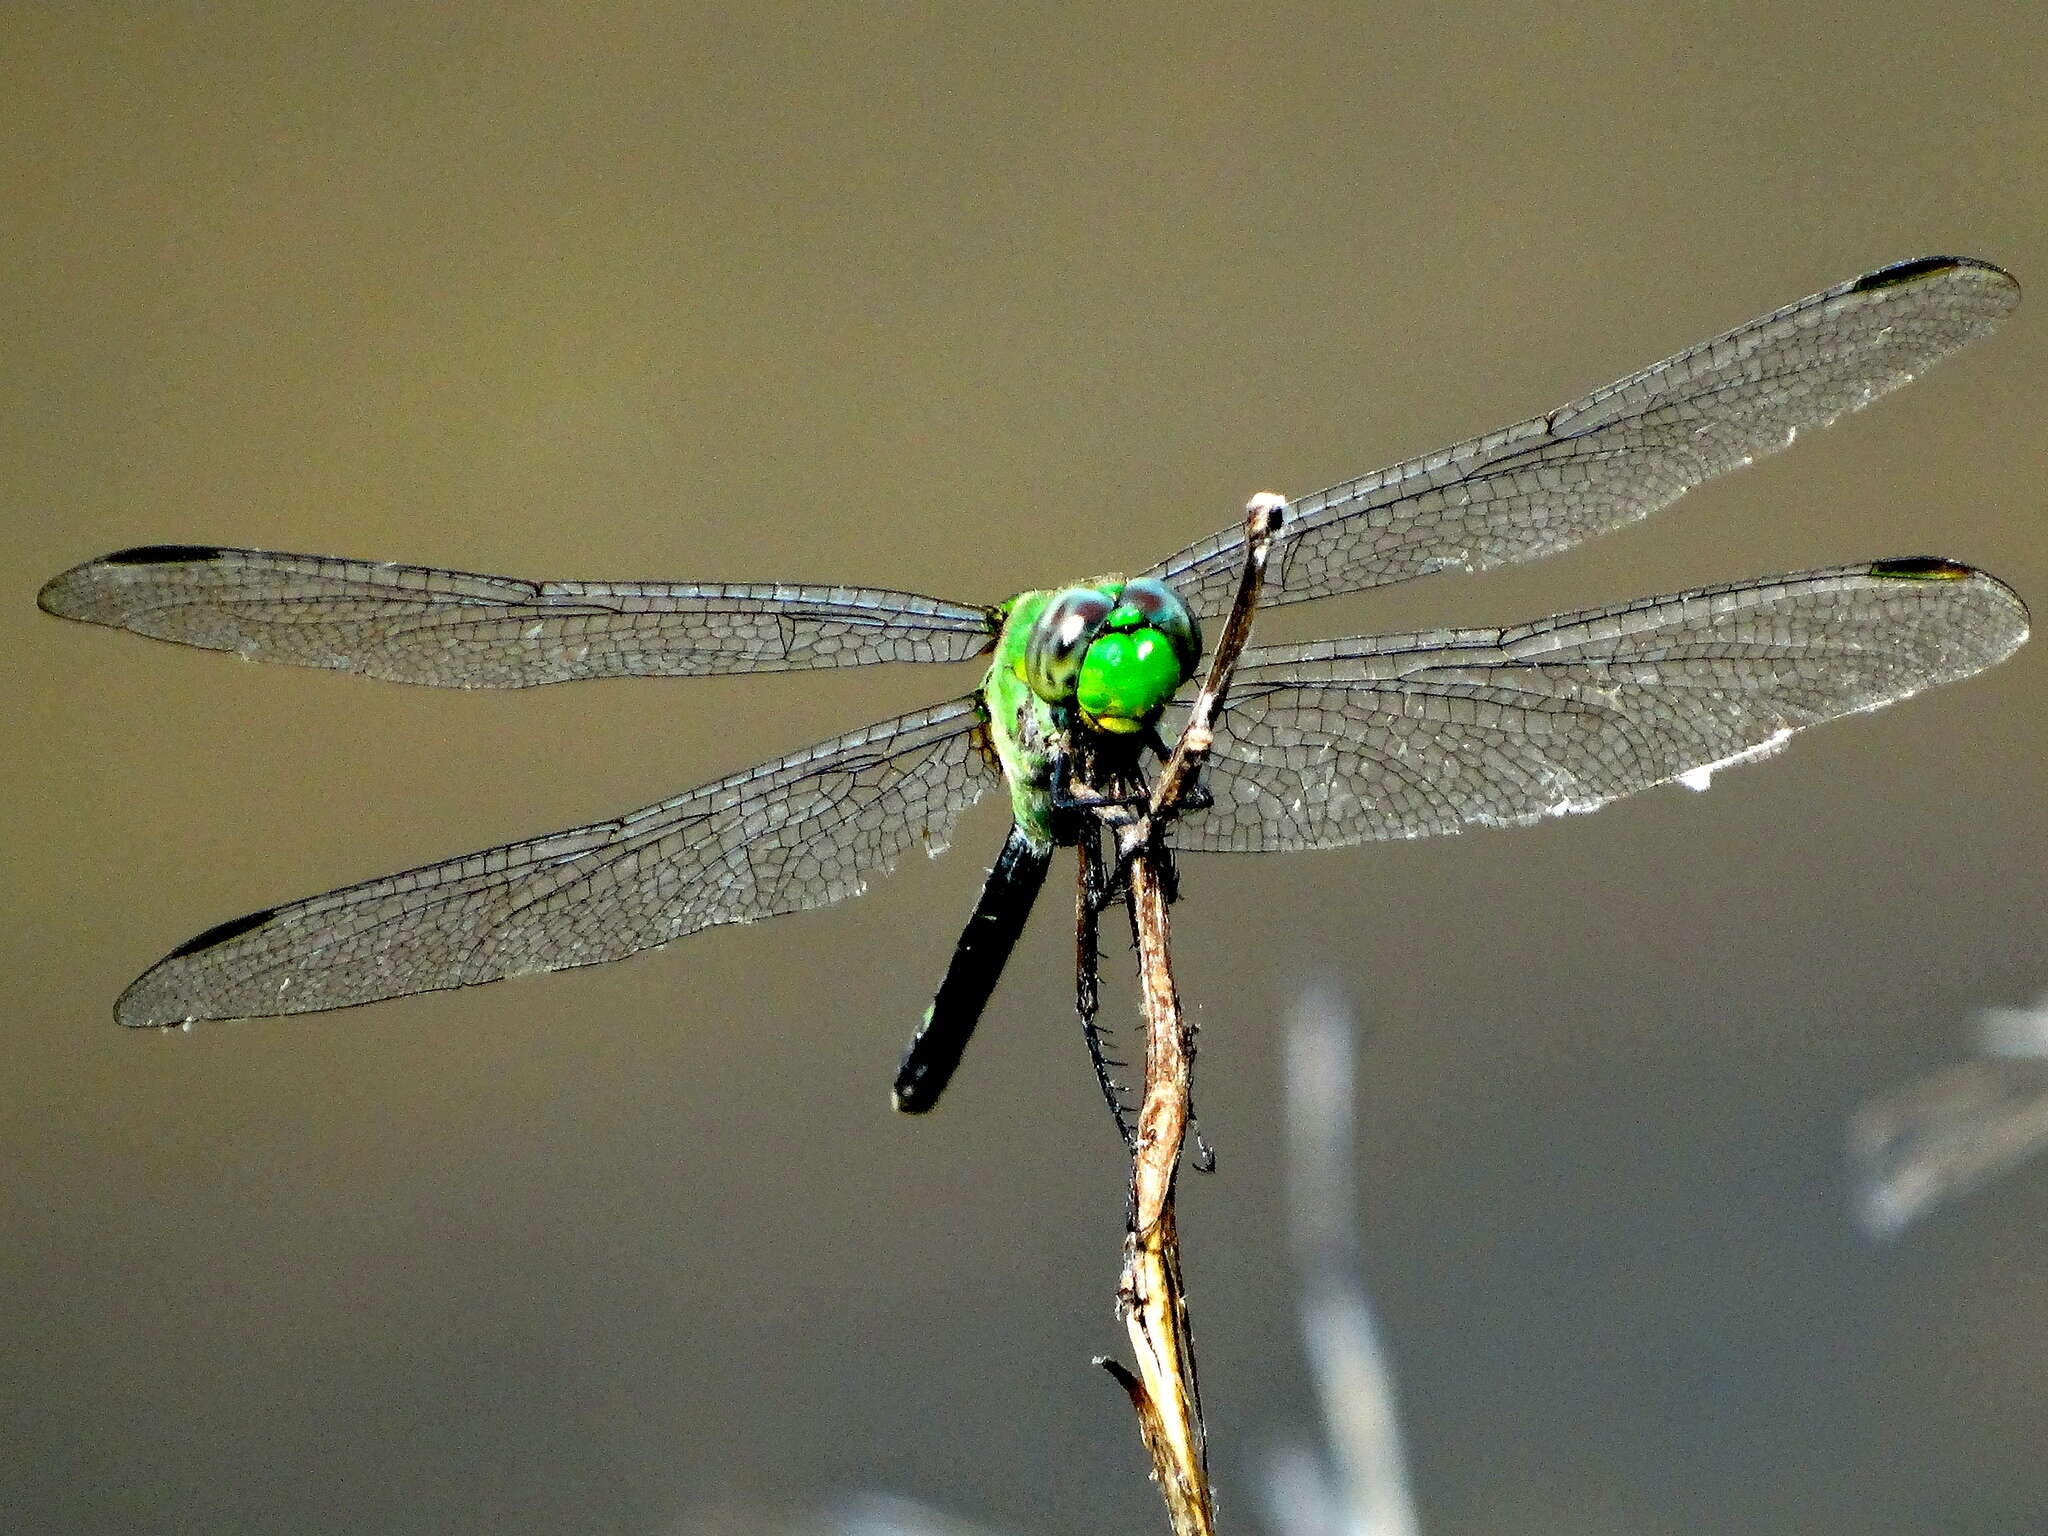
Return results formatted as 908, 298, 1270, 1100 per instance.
1098, 494, 1283, 1535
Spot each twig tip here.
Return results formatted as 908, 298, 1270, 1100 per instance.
1244, 491, 1287, 534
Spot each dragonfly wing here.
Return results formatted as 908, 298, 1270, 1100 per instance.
117, 696, 998, 1025
1147, 258, 2019, 619
39, 545, 996, 685
1171, 561, 2027, 853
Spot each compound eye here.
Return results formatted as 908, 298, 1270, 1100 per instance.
1115, 577, 1200, 672
1024, 587, 1113, 704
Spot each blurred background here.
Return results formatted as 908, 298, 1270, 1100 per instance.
8, 5, 2047, 1532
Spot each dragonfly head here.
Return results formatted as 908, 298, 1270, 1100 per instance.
1020, 577, 1200, 734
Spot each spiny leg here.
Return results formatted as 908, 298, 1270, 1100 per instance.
1066, 731, 1204, 909
1076, 824, 1137, 1150
1050, 739, 1151, 827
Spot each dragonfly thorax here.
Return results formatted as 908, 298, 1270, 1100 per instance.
1016, 577, 1200, 734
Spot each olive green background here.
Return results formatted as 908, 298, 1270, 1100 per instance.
8, 5, 2047, 1533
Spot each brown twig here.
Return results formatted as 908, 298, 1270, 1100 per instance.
1099, 493, 1283, 1536
1148, 493, 1286, 829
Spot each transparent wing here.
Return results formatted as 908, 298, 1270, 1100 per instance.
39, 545, 997, 686
117, 697, 998, 1025
1172, 561, 2027, 853
1147, 258, 2020, 619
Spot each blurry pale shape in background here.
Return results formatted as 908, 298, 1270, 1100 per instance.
656, 985, 1425, 1536
826, 1493, 1014, 1536
666, 981, 2048, 1532
1261, 983, 1421, 1536
1849, 992, 2048, 1239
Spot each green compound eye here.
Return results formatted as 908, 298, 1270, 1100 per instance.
1074, 628, 1187, 733
1109, 577, 1201, 675
1021, 579, 1201, 730
1023, 587, 1114, 705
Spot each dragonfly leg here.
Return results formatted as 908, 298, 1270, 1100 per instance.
1060, 744, 1175, 915
1187, 1078, 1218, 1174
1099, 830, 1182, 913
1080, 815, 1132, 914
1050, 741, 1150, 828
1076, 827, 1138, 1150
1142, 726, 1214, 816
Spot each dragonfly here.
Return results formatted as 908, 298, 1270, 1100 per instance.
40, 255, 2030, 1117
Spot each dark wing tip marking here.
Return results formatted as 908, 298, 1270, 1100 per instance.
1849, 255, 2014, 294
102, 544, 228, 566
1863, 559, 2029, 636
1865, 557, 2028, 634
1146, 256, 2020, 619
165, 906, 279, 959
39, 546, 229, 618
1869, 556, 1975, 581
1851, 256, 1963, 290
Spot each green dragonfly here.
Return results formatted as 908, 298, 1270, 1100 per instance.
40, 256, 2030, 1114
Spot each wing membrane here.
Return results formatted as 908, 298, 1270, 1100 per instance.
1174, 562, 2027, 853
117, 697, 997, 1024
39, 545, 996, 686
1148, 258, 2020, 618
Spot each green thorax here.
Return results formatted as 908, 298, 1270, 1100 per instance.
981, 576, 1201, 848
